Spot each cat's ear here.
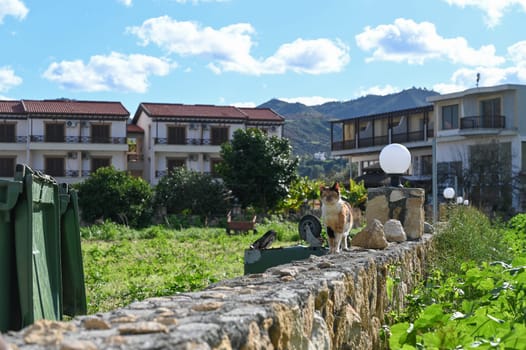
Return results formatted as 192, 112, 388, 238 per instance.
332, 182, 340, 192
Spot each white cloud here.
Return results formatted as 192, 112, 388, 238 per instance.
117, 0, 132, 7
0, 0, 28, 23
356, 84, 400, 97
355, 18, 504, 67
279, 96, 339, 106
127, 16, 349, 75
0, 66, 22, 92
232, 101, 256, 108
443, 0, 526, 27
174, 0, 229, 3
42, 52, 173, 93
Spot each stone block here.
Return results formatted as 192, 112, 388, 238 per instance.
365, 187, 425, 240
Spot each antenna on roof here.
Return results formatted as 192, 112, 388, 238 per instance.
476, 72, 480, 88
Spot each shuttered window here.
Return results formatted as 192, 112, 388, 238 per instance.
211, 127, 229, 145
92, 124, 110, 143
167, 126, 186, 144
45, 157, 65, 177
91, 157, 111, 172
167, 158, 186, 171
45, 123, 65, 142
0, 157, 15, 177
0, 124, 15, 142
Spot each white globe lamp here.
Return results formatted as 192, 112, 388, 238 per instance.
443, 187, 455, 200
379, 143, 412, 187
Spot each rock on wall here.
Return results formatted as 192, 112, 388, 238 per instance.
3, 235, 434, 350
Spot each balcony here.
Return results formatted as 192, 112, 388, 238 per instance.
154, 137, 228, 146
331, 128, 433, 152
30, 135, 127, 144
460, 115, 505, 129
0, 136, 27, 143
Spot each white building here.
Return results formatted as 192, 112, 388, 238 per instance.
428, 83, 526, 212
0, 99, 129, 183
131, 103, 285, 184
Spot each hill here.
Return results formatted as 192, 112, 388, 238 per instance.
258, 88, 438, 155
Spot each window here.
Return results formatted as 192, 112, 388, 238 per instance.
480, 98, 501, 116
45, 157, 65, 177
91, 157, 111, 172
0, 157, 15, 177
45, 123, 65, 142
167, 126, 186, 145
211, 127, 229, 145
441, 104, 459, 130
421, 155, 432, 175
91, 124, 110, 143
167, 158, 186, 171
0, 123, 15, 142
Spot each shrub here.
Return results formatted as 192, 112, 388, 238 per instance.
431, 205, 506, 275
154, 168, 231, 221
76, 167, 153, 228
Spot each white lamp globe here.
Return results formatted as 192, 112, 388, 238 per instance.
379, 143, 411, 174
456, 196, 463, 205
443, 187, 455, 199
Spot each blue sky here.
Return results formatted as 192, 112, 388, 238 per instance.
1, 0, 526, 114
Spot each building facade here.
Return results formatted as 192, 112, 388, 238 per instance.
330, 83, 526, 213
0, 99, 129, 183
428, 84, 526, 212
130, 103, 285, 185
330, 105, 434, 186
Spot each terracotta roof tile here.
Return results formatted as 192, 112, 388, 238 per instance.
22, 99, 129, 117
139, 103, 247, 119
239, 107, 284, 122
0, 100, 25, 114
127, 123, 144, 133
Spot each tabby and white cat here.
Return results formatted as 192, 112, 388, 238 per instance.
320, 182, 353, 254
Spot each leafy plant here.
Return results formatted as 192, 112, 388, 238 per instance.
385, 213, 526, 349
76, 166, 153, 228
154, 167, 231, 221
216, 128, 299, 213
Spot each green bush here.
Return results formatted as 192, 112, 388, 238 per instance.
431, 206, 506, 275
76, 167, 153, 228
154, 168, 231, 221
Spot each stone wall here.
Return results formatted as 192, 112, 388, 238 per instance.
3, 235, 434, 350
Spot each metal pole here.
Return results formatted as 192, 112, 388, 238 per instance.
432, 136, 438, 223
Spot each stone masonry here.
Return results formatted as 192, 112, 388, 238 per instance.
365, 187, 425, 240
2, 235, 434, 350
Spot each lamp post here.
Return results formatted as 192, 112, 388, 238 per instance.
379, 143, 412, 187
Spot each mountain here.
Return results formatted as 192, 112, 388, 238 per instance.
258, 87, 439, 155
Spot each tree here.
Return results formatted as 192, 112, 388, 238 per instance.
76, 166, 153, 228
216, 128, 299, 213
153, 167, 231, 219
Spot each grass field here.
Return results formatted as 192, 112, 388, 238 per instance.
81, 220, 302, 314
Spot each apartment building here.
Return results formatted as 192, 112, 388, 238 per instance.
0, 99, 129, 183
428, 84, 526, 212
330, 83, 526, 213
130, 103, 285, 184
330, 105, 434, 187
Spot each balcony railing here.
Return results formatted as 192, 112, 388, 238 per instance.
331, 128, 433, 151
30, 135, 126, 144
0, 136, 27, 143
460, 115, 505, 129
154, 137, 228, 145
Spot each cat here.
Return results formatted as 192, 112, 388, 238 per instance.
320, 182, 353, 254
